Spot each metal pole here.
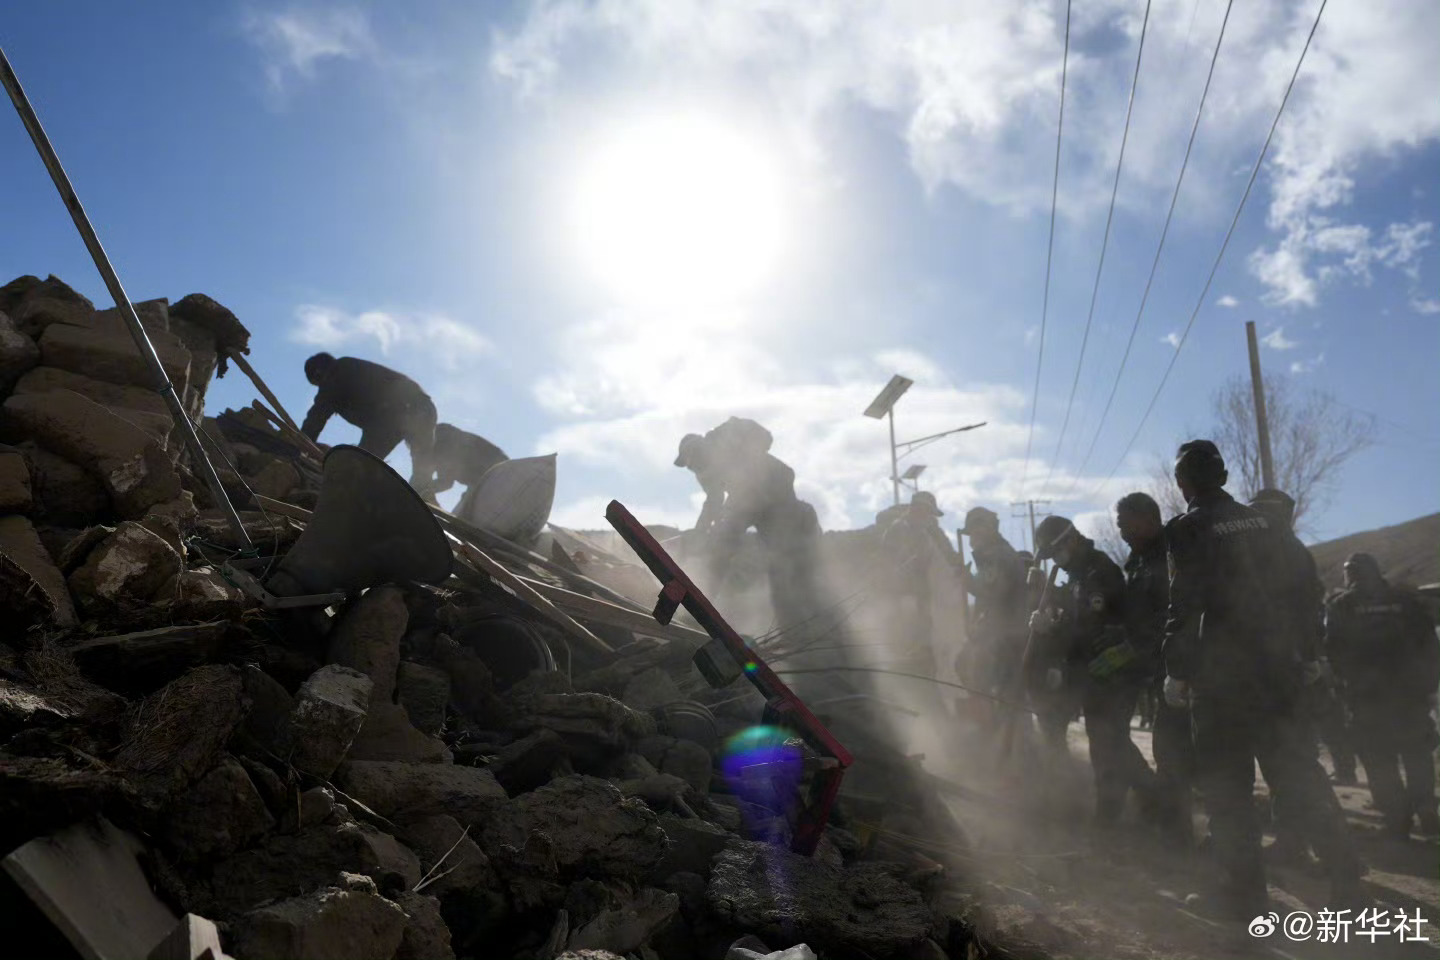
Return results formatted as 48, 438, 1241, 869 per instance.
0, 45, 251, 548
1245, 321, 1276, 490
888, 407, 900, 506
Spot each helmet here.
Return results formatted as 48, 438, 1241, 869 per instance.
1033, 514, 1077, 561
959, 506, 999, 536
674, 434, 705, 468
910, 491, 943, 517
1174, 439, 1227, 489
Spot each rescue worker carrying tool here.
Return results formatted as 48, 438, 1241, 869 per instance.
1030, 514, 1158, 827
1161, 440, 1363, 920
881, 491, 957, 655
300, 352, 438, 500
431, 423, 508, 496
1326, 552, 1440, 839
1116, 491, 1193, 848
957, 507, 1029, 707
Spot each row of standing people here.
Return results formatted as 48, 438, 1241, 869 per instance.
957, 438, 1438, 920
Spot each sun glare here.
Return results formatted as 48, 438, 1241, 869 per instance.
571, 115, 785, 307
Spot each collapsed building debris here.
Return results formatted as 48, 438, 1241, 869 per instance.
0, 274, 1011, 959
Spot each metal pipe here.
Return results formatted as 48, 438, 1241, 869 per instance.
888, 407, 900, 506
0, 45, 251, 547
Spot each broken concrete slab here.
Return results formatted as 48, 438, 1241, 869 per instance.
282, 664, 373, 779
209, 823, 420, 918
0, 311, 40, 393
2, 817, 178, 960
346, 702, 451, 764
146, 913, 232, 960
480, 775, 669, 884
0, 444, 33, 512
394, 891, 456, 960
654, 738, 713, 795
336, 760, 506, 825
487, 728, 568, 797
67, 622, 228, 694
727, 944, 818, 960
68, 520, 183, 614
161, 756, 275, 863
396, 661, 448, 736
327, 585, 408, 702
55, 524, 113, 574
0, 515, 78, 627
706, 841, 936, 960
229, 872, 406, 960
566, 887, 679, 956
653, 814, 731, 880
0, 756, 134, 856
13, 365, 172, 420
153, 567, 246, 615
620, 667, 684, 713
245, 458, 302, 501
511, 692, 656, 750
4, 391, 181, 518
19, 443, 109, 526
114, 665, 248, 803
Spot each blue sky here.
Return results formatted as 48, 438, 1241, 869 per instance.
2, 1, 1436, 548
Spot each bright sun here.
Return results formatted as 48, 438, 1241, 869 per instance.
571, 115, 785, 307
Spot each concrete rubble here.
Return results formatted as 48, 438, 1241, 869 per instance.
0, 273, 1011, 959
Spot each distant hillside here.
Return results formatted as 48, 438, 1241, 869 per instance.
1309, 512, 1440, 589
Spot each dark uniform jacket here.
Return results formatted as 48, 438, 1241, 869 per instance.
1272, 525, 1325, 664
301, 357, 432, 440
433, 428, 508, 493
1326, 582, 1440, 703
967, 537, 1029, 642
1162, 489, 1290, 704
883, 513, 956, 579
1124, 536, 1169, 680
1037, 541, 1127, 675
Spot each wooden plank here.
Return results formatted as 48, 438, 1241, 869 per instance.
228, 351, 301, 433
456, 542, 613, 656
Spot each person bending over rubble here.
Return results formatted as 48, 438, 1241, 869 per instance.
300, 352, 438, 500
675, 417, 776, 538
431, 423, 508, 495
881, 491, 958, 657
957, 506, 1029, 709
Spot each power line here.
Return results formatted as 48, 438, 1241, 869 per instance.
1056, 0, 1237, 503
1089, 0, 1330, 499
1018, 0, 1073, 497
1041, 0, 1154, 495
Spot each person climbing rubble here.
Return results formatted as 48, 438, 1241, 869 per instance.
431, 422, 508, 496
299, 352, 438, 500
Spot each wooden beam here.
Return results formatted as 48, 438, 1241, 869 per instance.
456, 542, 614, 656
228, 351, 301, 433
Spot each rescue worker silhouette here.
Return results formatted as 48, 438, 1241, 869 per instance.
300, 352, 438, 500
1117, 491, 1193, 848
1161, 440, 1362, 920
957, 507, 1028, 704
881, 490, 957, 656
1031, 514, 1158, 826
1326, 552, 1440, 838
674, 417, 774, 536
431, 423, 508, 496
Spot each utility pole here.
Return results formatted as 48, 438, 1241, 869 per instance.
888, 407, 901, 506
1010, 500, 1050, 553
1245, 321, 1276, 490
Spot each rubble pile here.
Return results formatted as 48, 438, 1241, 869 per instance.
0, 275, 1002, 960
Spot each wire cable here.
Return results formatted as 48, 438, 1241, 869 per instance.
1018, 0, 1073, 496
1089, 0, 1330, 498
1041, 0, 1154, 495
1056, 0, 1236, 503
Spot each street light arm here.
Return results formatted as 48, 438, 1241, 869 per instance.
896, 421, 987, 458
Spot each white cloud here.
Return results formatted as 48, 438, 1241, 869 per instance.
1216, 295, 1240, 308
290, 304, 492, 370
1411, 296, 1440, 315
1260, 326, 1297, 350
1290, 352, 1325, 374
243, 6, 375, 95
1161, 331, 1181, 348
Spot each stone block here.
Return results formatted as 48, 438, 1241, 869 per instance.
0, 445, 33, 512
18, 443, 108, 526
396, 661, 449, 736
10, 294, 93, 339
146, 913, 233, 960
13, 365, 171, 419
346, 702, 451, 764
327, 585, 408, 702
0, 310, 40, 390
161, 756, 275, 862
68, 521, 183, 614
4, 391, 181, 518
394, 891, 455, 960
229, 873, 406, 960
38, 320, 189, 395
336, 761, 505, 825
0, 515, 78, 627
566, 887, 679, 955
283, 665, 373, 779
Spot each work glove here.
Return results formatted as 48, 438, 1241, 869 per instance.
1300, 660, 1324, 686
1163, 676, 1190, 708
1088, 641, 1137, 681
1044, 667, 1065, 692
